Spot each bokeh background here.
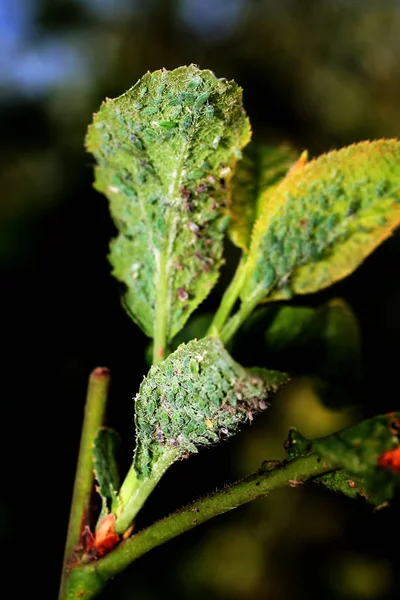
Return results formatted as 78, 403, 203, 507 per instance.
2, 0, 400, 598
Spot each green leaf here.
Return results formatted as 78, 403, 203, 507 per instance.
285, 412, 400, 505
86, 66, 251, 356
263, 298, 362, 407
241, 140, 400, 307
228, 143, 301, 252
134, 336, 288, 479
92, 427, 121, 519
263, 304, 316, 352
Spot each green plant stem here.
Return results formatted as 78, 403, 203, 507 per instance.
59, 367, 111, 600
219, 295, 259, 344
208, 256, 248, 336
153, 250, 169, 365
64, 453, 333, 599
116, 448, 179, 535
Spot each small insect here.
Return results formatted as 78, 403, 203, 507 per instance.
196, 183, 208, 194
205, 105, 214, 120
195, 92, 210, 107
177, 288, 189, 301
154, 425, 165, 444
187, 221, 199, 233
142, 107, 158, 116
180, 186, 191, 199
186, 75, 203, 90
218, 427, 229, 439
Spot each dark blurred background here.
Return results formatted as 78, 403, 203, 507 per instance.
2, 0, 400, 598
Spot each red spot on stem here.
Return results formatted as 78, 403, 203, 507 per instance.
91, 367, 110, 378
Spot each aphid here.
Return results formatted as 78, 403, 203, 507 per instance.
218, 427, 229, 439
196, 183, 208, 194
177, 288, 189, 301
182, 114, 193, 130
149, 97, 162, 107
139, 86, 148, 97
158, 121, 177, 129
143, 128, 157, 142
186, 75, 203, 90
129, 135, 144, 150
187, 169, 204, 181
142, 107, 158, 116
195, 92, 210, 107
168, 438, 180, 447
205, 105, 214, 120
189, 358, 199, 377
154, 426, 165, 444
182, 92, 196, 104
187, 221, 199, 233
168, 97, 181, 106
180, 186, 191, 199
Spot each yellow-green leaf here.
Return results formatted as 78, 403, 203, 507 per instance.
241, 140, 400, 305
228, 143, 302, 251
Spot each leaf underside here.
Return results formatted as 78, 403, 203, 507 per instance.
86, 65, 251, 341
133, 337, 288, 479
242, 140, 400, 305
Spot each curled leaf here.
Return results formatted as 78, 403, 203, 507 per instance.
134, 337, 288, 479
241, 140, 400, 306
